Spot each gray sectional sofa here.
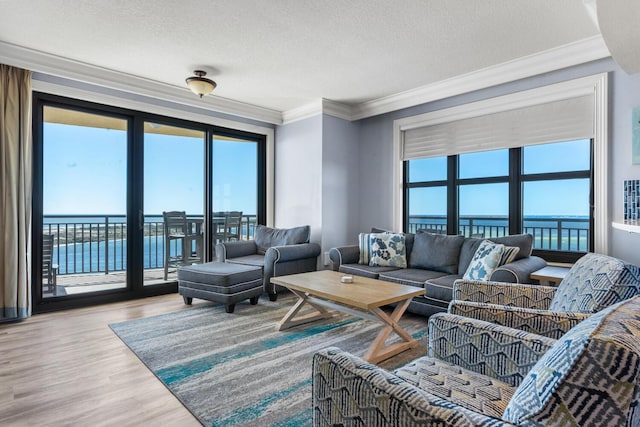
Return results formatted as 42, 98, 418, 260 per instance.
329, 231, 546, 316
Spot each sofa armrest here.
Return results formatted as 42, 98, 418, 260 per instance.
328, 245, 359, 271
428, 313, 556, 387
490, 255, 547, 283
312, 347, 507, 426
447, 302, 592, 339
265, 242, 321, 264
452, 279, 556, 309
215, 240, 258, 262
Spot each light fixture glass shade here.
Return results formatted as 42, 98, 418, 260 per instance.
186, 70, 217, 98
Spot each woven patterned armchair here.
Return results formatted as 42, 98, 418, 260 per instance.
312, 296, 640, 426
448, 252, 640, 338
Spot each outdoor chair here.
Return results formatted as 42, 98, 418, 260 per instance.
212, 211, 243, 243
162, 211, 203, 280
312, 296, 640, 426
448, 252, 640, 338
42, 234, 58, 295
223, 210, 242, 241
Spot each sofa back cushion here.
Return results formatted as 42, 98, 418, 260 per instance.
458, 234, 533, 273
503, 296, 640, 425
254, 225, 310, 255
489, 234, 532, 261
549, 252, 640, 312
409, 232, 465, 274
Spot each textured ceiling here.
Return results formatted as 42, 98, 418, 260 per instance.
0, 0, 600, 113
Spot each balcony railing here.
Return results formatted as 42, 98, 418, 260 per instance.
407, 215, 589, 252
43, 214, 257, 275
43, 214, 589, 276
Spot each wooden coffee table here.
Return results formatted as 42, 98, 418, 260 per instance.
271, 270, 425, 364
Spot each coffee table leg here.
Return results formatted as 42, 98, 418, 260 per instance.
276, 289, 332, 331
363, 298, 418, 364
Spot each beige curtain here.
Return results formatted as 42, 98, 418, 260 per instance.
0, 64, 32, 320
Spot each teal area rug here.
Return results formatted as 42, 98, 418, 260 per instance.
109, 294, 429, 426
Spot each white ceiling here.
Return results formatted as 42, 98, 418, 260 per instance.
0, 0, 604, 121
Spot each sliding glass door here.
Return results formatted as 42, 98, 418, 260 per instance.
33, 93, 267, 312
39, 105, 129, 298
143, 122, 205, 285
212, 135, 260, 245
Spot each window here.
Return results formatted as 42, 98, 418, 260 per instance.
395, 74, 607, 260
521, 139, 592, 258
405, 156, 448, 233
405, 140, 593, 262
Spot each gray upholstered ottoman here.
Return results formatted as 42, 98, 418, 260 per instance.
177, 262, 263, 313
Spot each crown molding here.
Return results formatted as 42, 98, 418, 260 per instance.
321, 99, 353, 121
0, 35, 611, 125
281, 99, 323, 124
0, 40, 283, 125
351, 35, 611, 120
281, 98, 353, 124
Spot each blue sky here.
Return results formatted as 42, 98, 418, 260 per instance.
43, 123, 258, 216
408, 139, 591, 217
43, 121, 589, 219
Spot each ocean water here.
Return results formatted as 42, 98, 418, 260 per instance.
49, 215, 588, 275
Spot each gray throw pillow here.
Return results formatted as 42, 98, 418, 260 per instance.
409, 232, 465, 274
254, 225, 310, 255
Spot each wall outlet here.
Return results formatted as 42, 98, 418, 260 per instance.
323, 252, 330, 266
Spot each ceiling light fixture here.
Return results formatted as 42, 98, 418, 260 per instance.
185, 70, 217, 98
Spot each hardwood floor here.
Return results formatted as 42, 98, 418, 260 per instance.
0, 294, 203, 426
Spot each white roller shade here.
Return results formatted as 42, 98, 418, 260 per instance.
403, 95, 594, 160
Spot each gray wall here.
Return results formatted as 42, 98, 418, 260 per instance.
274, 115, 323, 245
274, 114, 359, 267
321, 114, 360, 254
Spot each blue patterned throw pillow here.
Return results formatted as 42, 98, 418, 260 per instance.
463, 240, 504, 280
369, 233, 407, 268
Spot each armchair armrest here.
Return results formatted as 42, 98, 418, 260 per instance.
452, 279, 556, 309
447, 302, 592, 339
215, 240, 258, 262
264, 242, 321, 263
490, 255, 547, 283
263, 243, 321, 298
328, 245, 359, 271
428, 313, 556, 387
313, 347, 507, 426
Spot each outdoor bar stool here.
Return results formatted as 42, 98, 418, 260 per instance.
177, 261, 263, 313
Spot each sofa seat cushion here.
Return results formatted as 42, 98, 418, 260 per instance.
379, 268, 446, 288
394, 356, 515, 419
339, 263, 400, 279
226, 254, 266, 268
425, 275, 462, 305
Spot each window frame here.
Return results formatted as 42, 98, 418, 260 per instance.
393, 73, 608, 258
404, 141, 594, 263
32, 92, 268, 313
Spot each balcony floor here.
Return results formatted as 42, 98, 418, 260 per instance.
43, 268, 177, 297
